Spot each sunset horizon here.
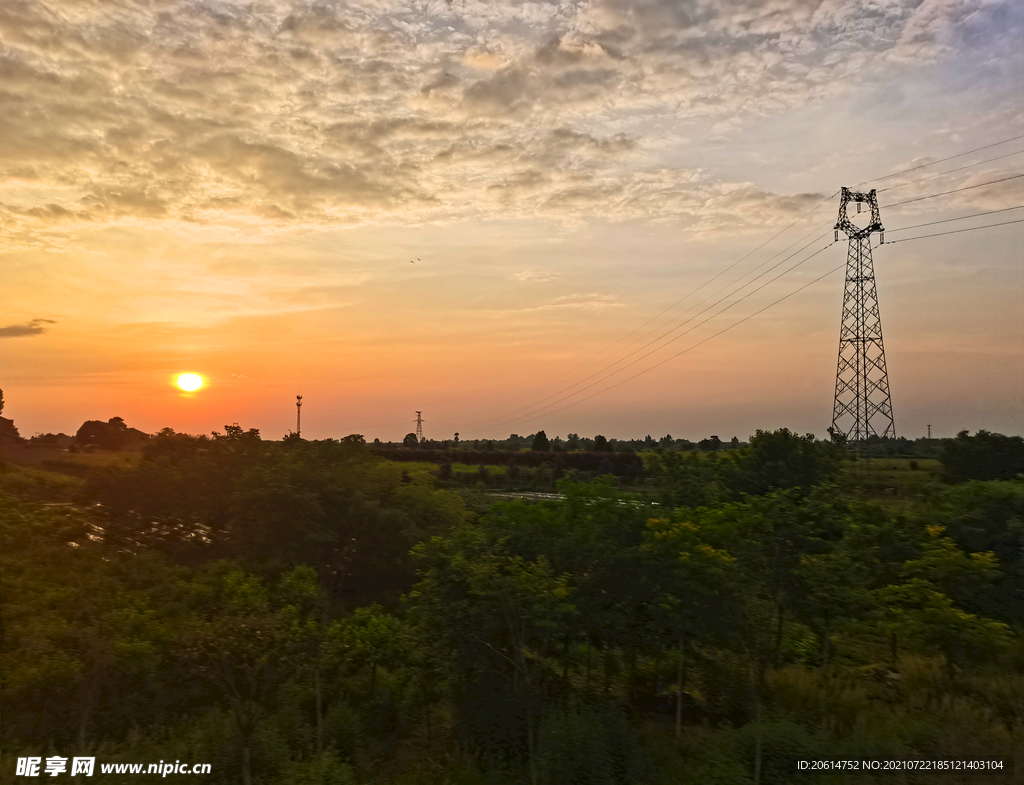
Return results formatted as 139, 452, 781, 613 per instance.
2, 0, 1021, 443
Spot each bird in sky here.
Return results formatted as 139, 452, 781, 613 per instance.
410, 260, 415, 263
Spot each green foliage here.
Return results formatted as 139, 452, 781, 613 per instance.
279, 751, 357, 785
930, 481, 1024, 621
5, 426, 1024, 785
878, 578, 1011, 682
730, 429, 839, 496
646, 450, 727, 508
942, 430, 1024, 482
536, 701, 646, 785
84, 438, 466, 602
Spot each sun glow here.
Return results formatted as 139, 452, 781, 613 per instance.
177, 373, 204, 392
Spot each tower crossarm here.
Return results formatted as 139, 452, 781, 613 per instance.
834, 187, 884, 241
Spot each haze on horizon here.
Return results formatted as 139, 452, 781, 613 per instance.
1, 0, 1021, 443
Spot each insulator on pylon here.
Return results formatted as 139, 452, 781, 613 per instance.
835, 229, 839, 241
880, 231, 884, 244
857, 202, 862, 213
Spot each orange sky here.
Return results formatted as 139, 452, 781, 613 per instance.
1, 0, 1022, 442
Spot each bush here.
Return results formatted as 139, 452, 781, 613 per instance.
536, 700, 647, 785
280, 751, 357, 785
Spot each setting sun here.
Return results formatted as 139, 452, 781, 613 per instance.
176, 373, 204, 392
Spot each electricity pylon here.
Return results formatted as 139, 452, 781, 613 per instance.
296, 395, 303, 438
415, 411, 424, 442
830, 188, 896, 443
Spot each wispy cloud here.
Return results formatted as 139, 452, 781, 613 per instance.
0, 318, 56, 338
510, 270, 559, 282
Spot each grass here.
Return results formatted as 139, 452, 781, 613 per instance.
0, 447, 143, 502
0, 463, 85, 502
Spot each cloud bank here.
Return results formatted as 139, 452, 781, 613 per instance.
0, 0, 1010, 247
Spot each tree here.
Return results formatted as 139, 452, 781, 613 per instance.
409, 526, 576, 784
933, 481, 1024, 622
403, 432, 419, 448
593, 435, 610, 452
566, 433, 581, 451
643, 516, 740, 738
698, 435, 721, 451
75, 418, 131, 450
648, 450, 727, 509
878, 579, 1010, 684
178, 569, 322, 785
942, 430, 1024, 482
214, 424, 261, 442
791, 547, 875, 718
731, 429, 838, 496
532, 430, 550, 451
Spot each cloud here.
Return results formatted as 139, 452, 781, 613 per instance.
511, 270, 559, 282
0, 0, 1011, 241
0, 318, 56, 338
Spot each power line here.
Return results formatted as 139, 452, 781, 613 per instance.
469, 224, 834, 426
496, 249, 845, 430
462, 229, 832, 428
451, 133, 1024, 433
540, 191, 839, 382
884, 173, 1024, 209
858, 132, 1024, 186
444, 192, 841, 426
884, 217, 1024, 244
480, 139, 1024, 424
887, 204, 1024, 233
487, 240, 837, 430
877, 149, 1024, 192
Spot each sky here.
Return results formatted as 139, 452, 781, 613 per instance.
0, 0, 1022, 443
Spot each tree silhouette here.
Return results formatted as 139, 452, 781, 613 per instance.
531, 430, 550, 451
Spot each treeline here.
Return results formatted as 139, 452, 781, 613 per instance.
368, 446, 645, 478
381, 431, 733, 453
3, 426, 1024, 785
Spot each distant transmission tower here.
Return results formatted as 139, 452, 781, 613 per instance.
830, 188, 895, 443
296, 395, 303, 438
415, 411, 424, 442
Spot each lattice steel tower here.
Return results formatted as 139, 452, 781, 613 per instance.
830, 188, 896, 441
415, 411, 424, 442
